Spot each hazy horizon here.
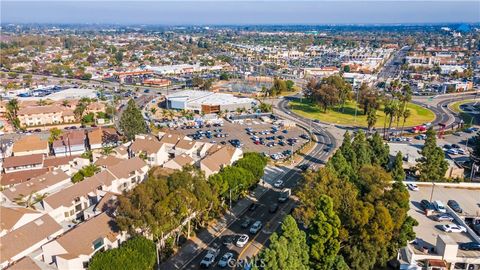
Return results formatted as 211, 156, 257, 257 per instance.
2, 1, 479, 25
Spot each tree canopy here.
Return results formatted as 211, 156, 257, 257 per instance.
119, 99, 147, 140
89, 236, 156, 270
259, 215, 310, 270
295, 130, 416, 270
417, 127, 448, 182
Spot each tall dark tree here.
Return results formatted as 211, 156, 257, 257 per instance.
358, 84, 381, 115
119, 99, 148, 141
417, 127, 448, 182
352, 131, 371, 170
309, 195, 343, 270
327, 149, 353, 180
368, 132, 390, 168
391, 151, 406, 182
260, 215, 310, 270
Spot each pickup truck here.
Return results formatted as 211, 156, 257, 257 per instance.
200, 248, 220, 268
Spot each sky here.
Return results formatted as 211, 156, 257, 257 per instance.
1, 1, 479, 25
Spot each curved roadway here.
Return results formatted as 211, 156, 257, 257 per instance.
176, 96, 337, 270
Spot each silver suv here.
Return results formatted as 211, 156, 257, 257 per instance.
249, 221, 263, 234
200, 248, 219, 268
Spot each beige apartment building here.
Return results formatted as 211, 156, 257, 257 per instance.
17, 105, 76, 128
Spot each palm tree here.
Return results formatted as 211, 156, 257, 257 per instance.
400, 109, 411, 136
101, 146, 114, 156
48, 128, 62, 144
383, 102, 393, 139
14, 192, 48, 209
6, 98, 19, 117
6, 98, 20, 130
150, 107, 157, 115
387, 100, 399, 138
74, 102, 87, 121
37, 99, 47, 106
367, 109, 377, 133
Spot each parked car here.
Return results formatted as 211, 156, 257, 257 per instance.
421, 200, 434, 211
447, 149, 458, 155
200, 248, 220, 268
447, 200, 463, 213
441, 224, 467, 233
433, 214, 454, 222
457, 149, 466, 155
222, 235, 235, 246
459, 242, 480, 251
249, 221, 263, 234
269, 203, 279, 213
241, 217, 252, 228
298, 164, 309, 171
273, 180, 284, 188
236, 234, 249, 247
218, 252, 234, 268
249, 202, 257, 211
433, 201, 447, 213
407, 183, 419, 191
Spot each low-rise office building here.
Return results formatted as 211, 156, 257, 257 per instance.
166, 90, 256, 114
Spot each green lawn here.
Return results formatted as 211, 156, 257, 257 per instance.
449, 99, 477, 124
289, 100, 435, 128
449, 99, 476, 113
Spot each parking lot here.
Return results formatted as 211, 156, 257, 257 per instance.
172, 119, 310, 160
407, 186, 480, 258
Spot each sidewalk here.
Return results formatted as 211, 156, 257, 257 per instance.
160, 165, 291, 269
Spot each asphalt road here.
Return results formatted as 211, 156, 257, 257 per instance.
181, 98, 336, 269
413, 93, 480, 130
378, 46, 409, 80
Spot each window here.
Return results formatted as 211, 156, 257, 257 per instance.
75, 203, 82, 212
64, 212, 70, 218
130, 177, 136, 183
82, 261, 89, 268
92, 238, 104, 250
70, 209, 74, 216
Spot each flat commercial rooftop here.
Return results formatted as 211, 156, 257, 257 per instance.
408, 186, 480, 259
18, 88, 97, 101
166, 90, 255, 106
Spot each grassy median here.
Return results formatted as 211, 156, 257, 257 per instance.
289, 100, 435, 128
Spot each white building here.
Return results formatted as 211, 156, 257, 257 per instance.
166, 90, 256, 114
41, 212, 126, 270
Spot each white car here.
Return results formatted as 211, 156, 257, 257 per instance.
273, 180, 284, 188
447, 149, 458, 155
236, 234, 249, 247
441, 224, 467, 233
407, 183, 419, 191
218, 252, 234, 268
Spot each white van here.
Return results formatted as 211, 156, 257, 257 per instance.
433, 200, 446, 213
